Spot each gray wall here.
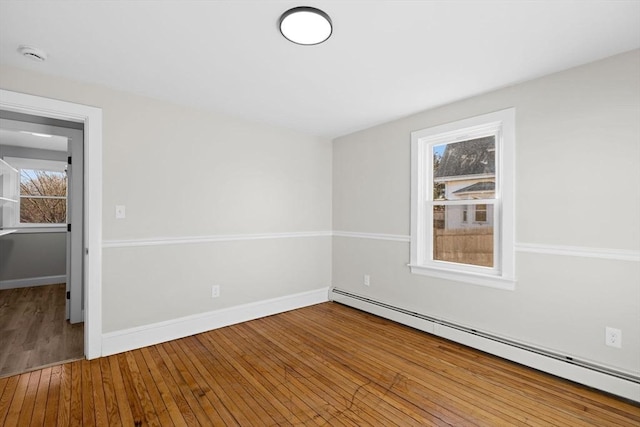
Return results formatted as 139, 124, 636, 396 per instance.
332, 50, 640, 376
1, 50, 637, 379
0, 145, 67, 286
0, 232, 66, 282
0, 64, 333, 333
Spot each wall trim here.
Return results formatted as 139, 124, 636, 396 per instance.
332, 231, 640, 262
333, 230, 411, 242
329, 288, 640, 402
102, 230, 640, 262
515, 243, 640, 262
0, 275, 66, 290
101, 287, 330, 357
102, 231, 333, 248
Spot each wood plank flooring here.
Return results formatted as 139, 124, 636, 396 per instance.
1, 302, 639, 426
0, 284, 84, 378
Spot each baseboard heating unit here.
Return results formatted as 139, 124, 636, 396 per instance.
329, 288, 640, 402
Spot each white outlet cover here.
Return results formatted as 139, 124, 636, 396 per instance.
211, 285, 220, 298
605, 327, 622, 348
115, 205, 126, 219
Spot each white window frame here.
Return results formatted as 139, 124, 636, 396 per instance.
409, 108, 516, 290
2, 156, 67, 229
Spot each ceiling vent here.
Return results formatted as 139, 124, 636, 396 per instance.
18, 45, 47, 62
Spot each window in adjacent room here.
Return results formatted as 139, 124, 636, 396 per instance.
2, 157, 67, 226
409, 108, 515, 289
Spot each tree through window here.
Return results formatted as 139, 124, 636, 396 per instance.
20, 168, 67, 224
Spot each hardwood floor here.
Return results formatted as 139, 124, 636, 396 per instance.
1, 302, 638, 426
0, 284, 84, 378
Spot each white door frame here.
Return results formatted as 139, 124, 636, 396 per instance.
0, 89, 103, 359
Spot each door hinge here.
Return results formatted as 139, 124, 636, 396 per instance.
66, 291, 70, 300
67, 223, 71, 232
68, 156, 72, 165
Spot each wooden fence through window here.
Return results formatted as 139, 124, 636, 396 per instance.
434, 227, 493, 267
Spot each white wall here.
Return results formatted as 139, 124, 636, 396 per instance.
0, 65, 332, 333
332, 50, 640, 376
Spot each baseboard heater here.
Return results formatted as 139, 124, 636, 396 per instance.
329, 288, 640, 402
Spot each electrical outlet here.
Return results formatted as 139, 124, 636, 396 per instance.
605, 327, 622, 348
115, 205, 126, 219
363, 274, 370, 286
211, 285, 220, 298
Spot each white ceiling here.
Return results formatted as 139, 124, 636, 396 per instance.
1, 1, 639, 139
0, 129, 68, 152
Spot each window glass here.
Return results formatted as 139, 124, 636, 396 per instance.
433, 136, 495, 201
410, 108, 515, 288
432, 205, 494, 268
19, 169, 67, 224
431, 137, 495, 267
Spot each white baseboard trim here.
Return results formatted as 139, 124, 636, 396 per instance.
101, 287, 330, 357
330, 288, 640, 402
0, 275, 66, 290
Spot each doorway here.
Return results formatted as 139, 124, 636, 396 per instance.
0, 89, 102, 362
0, 113, 84, 376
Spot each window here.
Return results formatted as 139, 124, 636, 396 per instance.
2, 157, 67, 227
474, 204, 487, 223
410, 109, 515, 289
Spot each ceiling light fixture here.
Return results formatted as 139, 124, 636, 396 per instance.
17, 45, 48, 62
279, 7, 332, 45
20, 131, 53, 138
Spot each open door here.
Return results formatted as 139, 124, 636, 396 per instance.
66, 128, 83, 323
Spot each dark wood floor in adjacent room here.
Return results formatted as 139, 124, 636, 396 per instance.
1, 302, 638, 426
0, 284, 84, 378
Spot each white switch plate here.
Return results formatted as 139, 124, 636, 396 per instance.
115, 205, 126, 219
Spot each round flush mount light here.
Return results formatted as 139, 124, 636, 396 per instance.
18, 45, 48, 62
279, 6, 332, 45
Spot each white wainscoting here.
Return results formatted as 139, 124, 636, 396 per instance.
102, 287, 330, 357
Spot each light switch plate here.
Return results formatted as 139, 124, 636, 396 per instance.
115, 205, 126, 219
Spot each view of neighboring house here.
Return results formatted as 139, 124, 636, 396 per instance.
433, 136, 496, 230
432, 136, 496, 267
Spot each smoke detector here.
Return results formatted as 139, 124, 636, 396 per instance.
18, 45, 48, 62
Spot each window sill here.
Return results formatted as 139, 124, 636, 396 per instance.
408, 264, 516, 290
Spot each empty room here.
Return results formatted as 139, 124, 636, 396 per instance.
0, 1, 639, 425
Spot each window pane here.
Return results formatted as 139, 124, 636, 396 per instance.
433, 205, 493, 267
20, 169, 67, 197
475, 204, 487, 222
20, 197, 67, 223
433, 136, 495, 201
